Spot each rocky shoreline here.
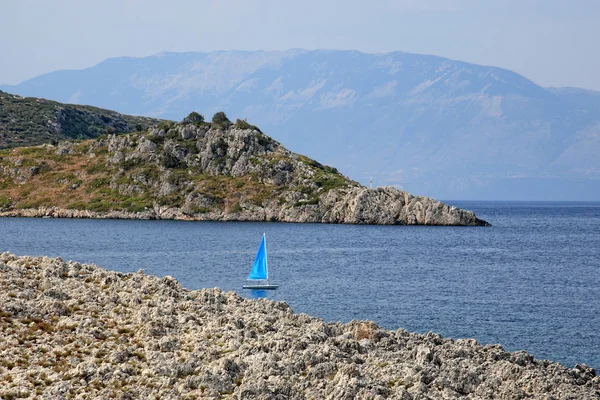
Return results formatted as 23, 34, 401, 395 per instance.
1, 121, 490, 226
0, 186, 489, 226
0, 252, 596, 399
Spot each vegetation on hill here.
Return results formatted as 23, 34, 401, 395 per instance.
0, 106, 489, 225
0, 90, 165, 149
0, 111, 355, 217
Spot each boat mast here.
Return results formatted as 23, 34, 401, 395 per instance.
264, 233, 268, 282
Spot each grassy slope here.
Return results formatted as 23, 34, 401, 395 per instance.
0, 125, 352, 214
0, 90, 165, 149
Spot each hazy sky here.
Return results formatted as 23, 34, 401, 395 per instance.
1, 0, 599, 90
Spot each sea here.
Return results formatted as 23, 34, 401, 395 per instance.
1, 201, 599, 370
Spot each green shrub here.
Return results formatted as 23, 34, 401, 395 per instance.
18, 200, 42, 209
182, 112, 205, 125
123, 200, 150, 213
146, 134, 165, 145
157, 121, 174, 131
235, 119, 251, 130
166, 170, 189, 185
322, 165, 339, 174
166, 129, 179, 140
235, 119, 262, 133
87, 201, 113, 212
313, 173, 347, 192
139, 166, 160, 181
256, 133, 272, 147
212, 111, 230, 125
0, 196, 11, 208
184, 141, 199, 155
211, 156, 227, 168
162, 153, 186, 169
156, 193, 185, 208
67, 201, 88, 210
33, 161, 51, 174
299, 186, 314, 195
211, 111, 231, 129
95, 146, 108, 155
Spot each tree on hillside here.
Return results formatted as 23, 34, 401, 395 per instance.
212, 111, 231, 128
182, 111, 204, 125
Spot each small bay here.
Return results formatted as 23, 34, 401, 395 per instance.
1, 201, 599, 369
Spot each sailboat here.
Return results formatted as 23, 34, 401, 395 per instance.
242, 233, 279, 290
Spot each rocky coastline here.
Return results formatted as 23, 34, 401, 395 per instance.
0, 185, 489, 226
0, 120, 490, 226
1, 252, 596, 399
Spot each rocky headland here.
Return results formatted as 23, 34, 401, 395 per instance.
0, 113, 489, 226
0, 252, 597, 399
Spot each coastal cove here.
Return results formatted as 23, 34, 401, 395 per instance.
1, 201, 599, 370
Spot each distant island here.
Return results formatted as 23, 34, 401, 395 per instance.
0, 92, 488, 225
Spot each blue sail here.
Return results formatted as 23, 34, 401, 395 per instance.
248, 234, 268, 280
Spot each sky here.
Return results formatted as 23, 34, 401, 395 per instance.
1, 0, 599, 90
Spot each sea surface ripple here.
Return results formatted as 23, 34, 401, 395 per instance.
1, 201, 599, 369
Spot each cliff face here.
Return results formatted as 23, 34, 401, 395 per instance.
0, 253, 597, 399
0, 120, 489, 226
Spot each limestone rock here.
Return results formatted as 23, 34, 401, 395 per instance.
0, 252, 597, 398
0, 123, 490, 226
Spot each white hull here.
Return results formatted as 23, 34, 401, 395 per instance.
242, 284, 279, 290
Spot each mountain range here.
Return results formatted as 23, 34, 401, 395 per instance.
3, 49, 599, 200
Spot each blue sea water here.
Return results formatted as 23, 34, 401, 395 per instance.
1, 201, 599, 369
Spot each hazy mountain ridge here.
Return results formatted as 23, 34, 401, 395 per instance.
3, 50, 599, 200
